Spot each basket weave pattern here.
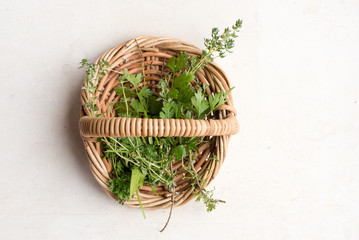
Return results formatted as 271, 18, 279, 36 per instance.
79, 36, 239, 209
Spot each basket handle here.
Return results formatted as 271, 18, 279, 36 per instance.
79, 116, 239, 138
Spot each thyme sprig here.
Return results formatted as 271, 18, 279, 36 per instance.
190, 19, 242, 73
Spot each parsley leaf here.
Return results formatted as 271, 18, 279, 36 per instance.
185, 137, 199, 152
166, 52, 188, 73
177, 84, 195, 103
131, 99, 145, 114
160, 101, 177, 119
120, 69, 142, 88
206, 88, 233, 114
173, 73, 195, 89
114, 102, 129, 117
175, 52, 188, 72
168, 88, 179, 99
114, 86, 136, 98
171, 73, 195, 103
138, 86, 153, 100
109, 171, 131, 203
172, 145, 186, 160
166, 57, 176, 73
191, 88, 209, 118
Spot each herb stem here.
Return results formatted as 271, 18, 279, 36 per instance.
136, 189, 146, 219
120, 80, 129, 117
189, 48, 215, 75
160, 162, 175, 232
103, 138, 140, 167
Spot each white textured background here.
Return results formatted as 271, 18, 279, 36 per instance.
1, 0, 358, 239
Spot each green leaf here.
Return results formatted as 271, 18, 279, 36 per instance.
144, 145, 157, 159
80, 59, 89, 68
208, 92, 221, 111
129, 168, 146, 199
175, 52, 188, 72
184, 110, 192, 119
131, 99, 145, 113
120, 69, 142, 88
151, 184, 159, 196
168, 73, 196, 104
174, 103, 182, 119
191, 88, 209, 118
138, 86, 152, 99
148, 96, 163, 115
103, 60, 111, 67
173, 73, 195, 89
114, 102, 128, 116
173, 145, 186, 160
114, 86, 136, 98
136, 189, 146, 219
160, 101, 176, 119
166, 57, 176, 73
168, 88, 179, 99
158, 79, 169, 98
177, 84, 195, 104
109, 171, 131, 203
207, 87, 233, 114
185, 137, 199, 152
166, 52, 188, 73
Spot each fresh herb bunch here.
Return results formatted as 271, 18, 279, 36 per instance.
80, 58, 111, 117
80, 19, 242, 219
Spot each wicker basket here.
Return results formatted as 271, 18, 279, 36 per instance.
79, 36, 239, 209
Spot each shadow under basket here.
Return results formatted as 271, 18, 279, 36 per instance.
79, 36, 239, 210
